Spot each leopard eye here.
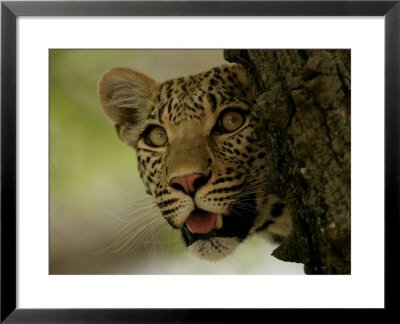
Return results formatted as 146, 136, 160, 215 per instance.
145, 126, 168, 147
219, 110, 245, 133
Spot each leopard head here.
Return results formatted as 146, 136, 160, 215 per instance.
98, 64, 274, 260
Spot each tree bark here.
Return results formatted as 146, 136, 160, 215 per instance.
224, 49, 351, 274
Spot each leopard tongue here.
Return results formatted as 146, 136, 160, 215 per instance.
186, 210, 217, 234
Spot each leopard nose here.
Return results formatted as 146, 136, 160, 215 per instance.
169, 173, 209, 196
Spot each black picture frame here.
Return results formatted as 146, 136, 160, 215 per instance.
1, 0, 399, 322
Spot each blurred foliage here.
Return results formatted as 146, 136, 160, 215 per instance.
50, 50, 138, 201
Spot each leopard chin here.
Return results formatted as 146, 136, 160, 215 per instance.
186, 237, 241, 261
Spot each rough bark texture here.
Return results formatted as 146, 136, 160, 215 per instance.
224, 50, 351, 274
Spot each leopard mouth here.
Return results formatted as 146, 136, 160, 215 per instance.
180, 193, 257, 246
185, 210, 222, 234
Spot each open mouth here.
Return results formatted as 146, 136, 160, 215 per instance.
180, 193, 257, 246
185, 209, 223, 234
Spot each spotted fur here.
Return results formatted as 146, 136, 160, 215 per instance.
98, 64, 292, 260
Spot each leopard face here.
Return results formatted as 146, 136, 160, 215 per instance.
98, 64, 292, 260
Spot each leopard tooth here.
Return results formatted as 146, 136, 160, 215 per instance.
187, 223, 196, 234
215, 214, 223, 229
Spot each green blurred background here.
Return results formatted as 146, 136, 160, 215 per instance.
49, 49, 304, 274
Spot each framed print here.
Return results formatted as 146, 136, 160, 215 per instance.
1, 0, 399, 322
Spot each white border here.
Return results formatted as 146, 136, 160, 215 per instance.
18, 17, 384, 308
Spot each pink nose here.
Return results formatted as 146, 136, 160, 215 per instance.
169, 173, 207, 195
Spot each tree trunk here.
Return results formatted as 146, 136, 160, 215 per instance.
224, 49, 351, 274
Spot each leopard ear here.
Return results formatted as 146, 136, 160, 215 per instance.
98, 67, 157, 147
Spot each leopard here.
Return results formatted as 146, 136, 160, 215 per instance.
97, 64, 292, 261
